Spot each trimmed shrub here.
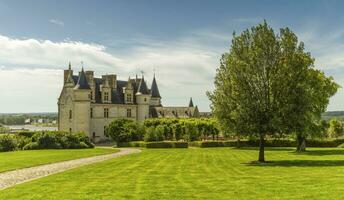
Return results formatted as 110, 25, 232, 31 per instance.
0, 134, 17, 152
146, 141, 189, 148
173, 142, 188, 148
117, 141, 146, 148
146, 141, 173, 148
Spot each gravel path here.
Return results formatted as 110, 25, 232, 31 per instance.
0, 148, 141, 190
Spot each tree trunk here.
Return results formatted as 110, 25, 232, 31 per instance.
296, 135, 306, 152
258, 133, 265, 162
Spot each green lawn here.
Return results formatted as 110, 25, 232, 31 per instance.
0, 148, 119, 173
2, 147, 344, 199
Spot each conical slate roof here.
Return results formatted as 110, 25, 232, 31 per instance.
74, 68, 90, 90
137, 76, 149, 94
150, 75, 161, 98
189, 97, 194, 107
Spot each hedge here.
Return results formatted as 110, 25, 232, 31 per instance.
146, 141, 188, 148
117, 141, 147, 148
189, 139, 344, 148
117, 141, 188, 148
0, 131, 94, 152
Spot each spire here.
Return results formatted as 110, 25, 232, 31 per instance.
189, 97, 194, 107
68, 61, 71, 70
136, 75, 149, 95
151, 74, 161, 98
126, 76, 133, 89
65, 69, 75, 87
74, 67, 90, 90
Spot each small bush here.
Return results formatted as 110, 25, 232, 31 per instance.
0, 134, 17, 152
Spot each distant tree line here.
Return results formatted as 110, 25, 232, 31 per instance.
0, 113, 57, 125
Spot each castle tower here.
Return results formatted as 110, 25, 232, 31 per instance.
58, 62, 75, 132
72, 67, 91, 135
136, 76, 151, 121
150, 74, 162, 106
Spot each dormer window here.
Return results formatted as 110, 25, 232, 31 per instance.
127, 94, 132, 102
104, 92, 109, 101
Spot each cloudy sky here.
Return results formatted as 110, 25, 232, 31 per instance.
0, 0, 344, 113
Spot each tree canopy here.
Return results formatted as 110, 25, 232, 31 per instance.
208, 21, 339, 162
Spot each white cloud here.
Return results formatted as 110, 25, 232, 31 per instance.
49, 19, 64, 26
0, 68, 62, 113
0, 35, 123, 72
0, 34, 220, 112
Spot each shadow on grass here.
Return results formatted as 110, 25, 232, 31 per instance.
292, 149, 344, 156
246, 159, 344, 167
233, 147, 295, 152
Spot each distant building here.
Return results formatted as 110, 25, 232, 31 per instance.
58, 63, 199, 142
24, 118, 31, 124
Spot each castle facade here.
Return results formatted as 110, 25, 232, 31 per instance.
58, 63, 199, 142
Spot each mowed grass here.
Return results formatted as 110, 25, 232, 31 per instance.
2, 148, 344, 199
0, 148, 119, 173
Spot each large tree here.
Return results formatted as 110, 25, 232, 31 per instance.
207, 21, 339, 162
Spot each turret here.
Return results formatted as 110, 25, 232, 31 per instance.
136, 76, 151, 121
64, 66, 75, 88
189, 97, 194, 107
63, 62, 73, 83
124, 77, 134, 104
150, 74, 162, 106
73, 67, 91, 135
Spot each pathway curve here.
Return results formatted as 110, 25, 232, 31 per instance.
0, 148, 141, 190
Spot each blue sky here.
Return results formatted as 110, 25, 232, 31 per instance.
0, 0, 344, 112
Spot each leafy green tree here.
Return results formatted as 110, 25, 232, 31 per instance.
328, 118, 344, 138
207, 21, 338, 161
105, 119, 144, 144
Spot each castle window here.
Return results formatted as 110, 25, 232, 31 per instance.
144, 98, 147, 102
90, 108, 93, 118
69, 128, 72, 133
104, 92, 109, 101
69, 110, 72, 119
90, 91, 93, 100
104, 108, 109, 118
127, 109, 132, 118
127, 94, 132, 102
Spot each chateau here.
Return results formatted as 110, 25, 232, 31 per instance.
58, 63, 199, 142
